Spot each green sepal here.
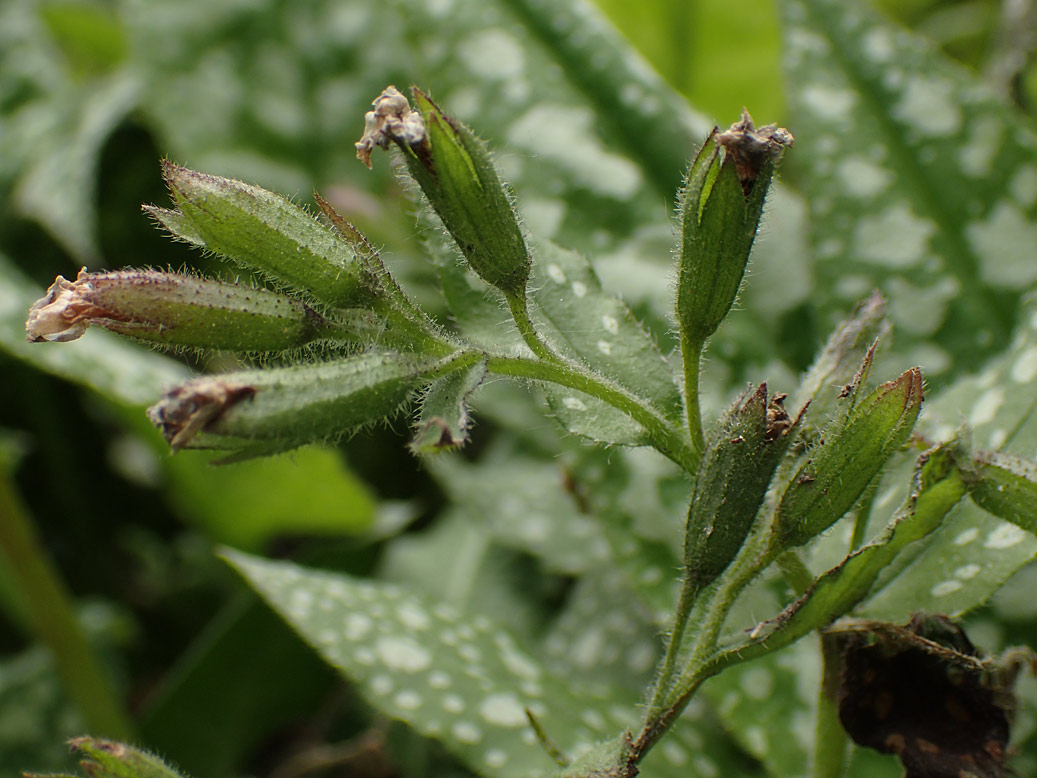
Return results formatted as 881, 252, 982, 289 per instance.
24, 737, 190, 778
684, 384, 799, 591
402, 88, 531, 301
159, 163, 383, 309
147, 351, 474, 457
410, 357, 487, 453
722, 442, 966, 662
963, 451, 1037, 535
775, 367, 924, 548
790, 292, 890, 427
676, 139, 774, 344
26, 268, 338, 351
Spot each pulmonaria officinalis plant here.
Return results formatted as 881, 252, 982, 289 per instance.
23, 84, 1037, 778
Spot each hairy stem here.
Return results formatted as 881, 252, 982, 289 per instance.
681, 333, 706, 453
486, 354, 699, 473
506, 293, 562, 363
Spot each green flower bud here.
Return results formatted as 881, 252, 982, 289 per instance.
66, 737, 187, 778
684, 384, 800, 590
676, 111, 792, 344
775, 367, 924, 548
356, 85, 531, 301
148, 352, 464, 457
158, 163, 384, 309
25, 268, 335, 351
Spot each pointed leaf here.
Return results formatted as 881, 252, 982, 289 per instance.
780, 0, 1037, 376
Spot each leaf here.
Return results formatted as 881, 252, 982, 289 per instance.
0, 647, 82, 775
780, 0, 1037, 377
964, 451, 1037, 534
163, 448, 377, 551
429, 448, 610, 575
531, 241, 682, 422
14, 73, 141, 263
411, 359, 487, 453
138, 595, 341, 778
705, 638, 819, 778
225, 551, 613, 778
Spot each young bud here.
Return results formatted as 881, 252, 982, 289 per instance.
25, 268, 336, 351
65, 737, 187, 778
357, 86, 531, 301
684, 385, 800, 590
676, 112, 792, 344
775, 367, 924, 548
147, 352, 462, 457
159, 163, 384, 309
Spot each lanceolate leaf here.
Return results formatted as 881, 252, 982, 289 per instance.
780, 0, 1037, 377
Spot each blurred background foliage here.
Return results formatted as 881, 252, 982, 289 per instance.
0, 0, 1035, 776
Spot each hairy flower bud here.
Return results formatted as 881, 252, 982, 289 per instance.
357, 85, 531, 301
26, 268, 335, 351
676, 112, 792, 344
159, 163, 385, 309
684, 385, 801, 590
775, 367, 924, 548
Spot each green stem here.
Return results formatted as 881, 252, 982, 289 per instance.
486, 355, 699, 473
506, 293, 561, 363
777, 550, 814, 595
680, 334, 705, 453
644, 577, 701, 720
0, 470, 133, 739
812, 633, 850, 778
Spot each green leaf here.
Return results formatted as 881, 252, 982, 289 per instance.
12, 72, 140, 263
532, 241, 682, 422
430, 449, 610, 575
705, 638, 818, 778
411, 359, 487, 453
163, 448, 376, 551
964, 452, 1037, 534
138, 595, 341, 778
0, 647, 83, 775
224, 551, 611, 778
529, 240, 682, 446
780, 0, 1037, 377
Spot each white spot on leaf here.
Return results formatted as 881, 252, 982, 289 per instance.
479, 693, 527, 727
853, 204, 935, 267
800, 84, 857, 122
836, 155, 893, 198
892, 76, 961, 137
375, 636, 431, 672
394, 690, 423, 710
954, 528, 980, 546
458, 29, 525, 79
954, 564, 981, 580
970, 388, 1004, 426
985, 524, 1027, 549
562, 397, 587, 411
452, 721, 482, 744
968, 203, 1037, 286
1011, 346, 1037, 384
931, 580, 963, 597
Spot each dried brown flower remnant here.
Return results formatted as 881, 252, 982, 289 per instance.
355, 85, 427, 167
148, 378, 256, 451
765, 392, 793, 441
715, 109, 794, 195
26, 269, 104, 342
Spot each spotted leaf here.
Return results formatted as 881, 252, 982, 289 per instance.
780, 0, 1037, 379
